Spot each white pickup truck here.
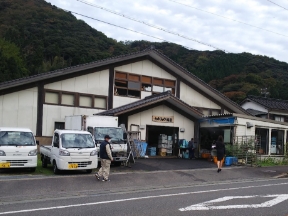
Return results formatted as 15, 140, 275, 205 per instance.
0, 127, 37, 172
40, 129, 98, 174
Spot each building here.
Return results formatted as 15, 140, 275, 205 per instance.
241, 95, 288, 122
1, 48, 286, 157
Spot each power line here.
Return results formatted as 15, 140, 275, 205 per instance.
267, 0, 288, 10
168, 0, 288, 38
76, 0, 225, 52
64, 10, 196, 51
66, 10, 287, 70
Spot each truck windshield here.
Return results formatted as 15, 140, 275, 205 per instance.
0, 131, 35, 146
61, 133, 95, 148
94, 127, 124, 143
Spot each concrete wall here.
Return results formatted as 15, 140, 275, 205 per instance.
127, 105, 194, 141
44, 69, 109, 96
180, 82, 220, 109
0, 88, 38, 134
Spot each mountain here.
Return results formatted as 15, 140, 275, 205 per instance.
0, 0, 288, 104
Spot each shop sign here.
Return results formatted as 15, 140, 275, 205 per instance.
152, 116, 174, 123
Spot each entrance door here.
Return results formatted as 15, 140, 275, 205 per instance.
146, 125, 179, 156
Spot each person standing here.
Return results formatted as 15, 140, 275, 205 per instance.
215, 135, 225, 173
95, 135, 113, 181
188, 138, 195, 159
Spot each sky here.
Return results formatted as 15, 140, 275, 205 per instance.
45, 0, 288, 63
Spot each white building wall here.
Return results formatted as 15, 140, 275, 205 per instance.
241, 101, 268, 112
128, 105, 194, 141
44, 69, 109, 96
42, 104, 103, 136
0, 88, 38, 134
180, 82, 220, 109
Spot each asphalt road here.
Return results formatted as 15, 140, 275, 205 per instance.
0, 167, 288, 216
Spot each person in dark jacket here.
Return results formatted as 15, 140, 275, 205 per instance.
188, 138, 195, 159
215, 135, 225, 173
95, 135, 113, 181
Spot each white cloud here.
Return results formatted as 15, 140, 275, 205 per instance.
45, 0, 288, 63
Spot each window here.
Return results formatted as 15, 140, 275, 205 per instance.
114, 71, 176, 98
55, 122, 65, 130
80, 95, 92, 107
94, 97, 106, 109
45, 92, 59, 104
53, 133, 59, 147
61, 93, 74, 106
44, 89, 107, 110
275, 116, 284, 122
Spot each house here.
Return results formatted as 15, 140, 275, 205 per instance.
241, 95, 288, 122
2, 48, 286, 157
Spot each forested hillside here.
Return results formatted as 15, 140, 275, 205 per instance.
1, 0, 288, 103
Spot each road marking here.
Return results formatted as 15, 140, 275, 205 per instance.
179, 194, 288, 211
0, 182, 288, 215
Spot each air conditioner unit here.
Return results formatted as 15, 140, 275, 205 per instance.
246, 122, 254, 128
180, 128, 185, 132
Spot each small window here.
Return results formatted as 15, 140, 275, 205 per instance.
115, 80, 127, 88
55, 122, 65, 130
94, 97, 106, 109
128, 81, 141, 90
115, 88, 127, 96
142, 84, 152, 91
128, 90, 140, 98
80, 95, 92, 107
53, 133, 59, 147
45, 92, 59, 104
153, 85, 164, 93
61, 93, 74, 106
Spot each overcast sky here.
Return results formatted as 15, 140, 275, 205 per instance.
45, 0, 288, 63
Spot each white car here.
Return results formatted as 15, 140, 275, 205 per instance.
0, 127, 37, 172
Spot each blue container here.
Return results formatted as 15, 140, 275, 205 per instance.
182, 151, 189, 159
225, 157, 233, 166
147, 147, 156, 156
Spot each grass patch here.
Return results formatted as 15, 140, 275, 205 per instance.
257, 157, 288, 167
33, 155, 54, 175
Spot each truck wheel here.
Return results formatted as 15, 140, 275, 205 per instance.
86, 169, 92, 174
42, 157, 47, 168
53, 161, 60, 174
30, 168, 36, 172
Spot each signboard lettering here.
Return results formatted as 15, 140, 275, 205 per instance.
152, 116, 174, 123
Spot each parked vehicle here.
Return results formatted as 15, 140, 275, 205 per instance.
40, 129, 98, 174
0, 127, 37, 172
65, 115, 127, 165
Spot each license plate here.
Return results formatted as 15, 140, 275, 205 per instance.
68, 163, 78, 169
0, 162, 10, 168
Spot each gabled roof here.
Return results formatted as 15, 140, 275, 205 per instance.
243, 95, 288, 111
246, 108, 267, 116
0, 48, 250, 115
96, 91, 203, 119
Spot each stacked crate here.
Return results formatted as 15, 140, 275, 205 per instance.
167, 136, 173, 155
158, 134, 167, 156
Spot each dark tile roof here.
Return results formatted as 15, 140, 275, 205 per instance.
245, 95, 288, 111
0, 47, 250, 115
246, 108, 267, 116
96, 91, 203, 117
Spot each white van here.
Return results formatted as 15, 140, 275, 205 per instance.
0, 127, 37, 172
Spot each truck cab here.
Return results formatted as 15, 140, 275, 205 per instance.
0, 127, 37, 172
88, 126, 127, 163
40, 129, 98, 174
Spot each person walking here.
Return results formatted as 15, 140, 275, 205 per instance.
188, 138, 195, 159
215, 135, 225, 173
95, 135, 113, 181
